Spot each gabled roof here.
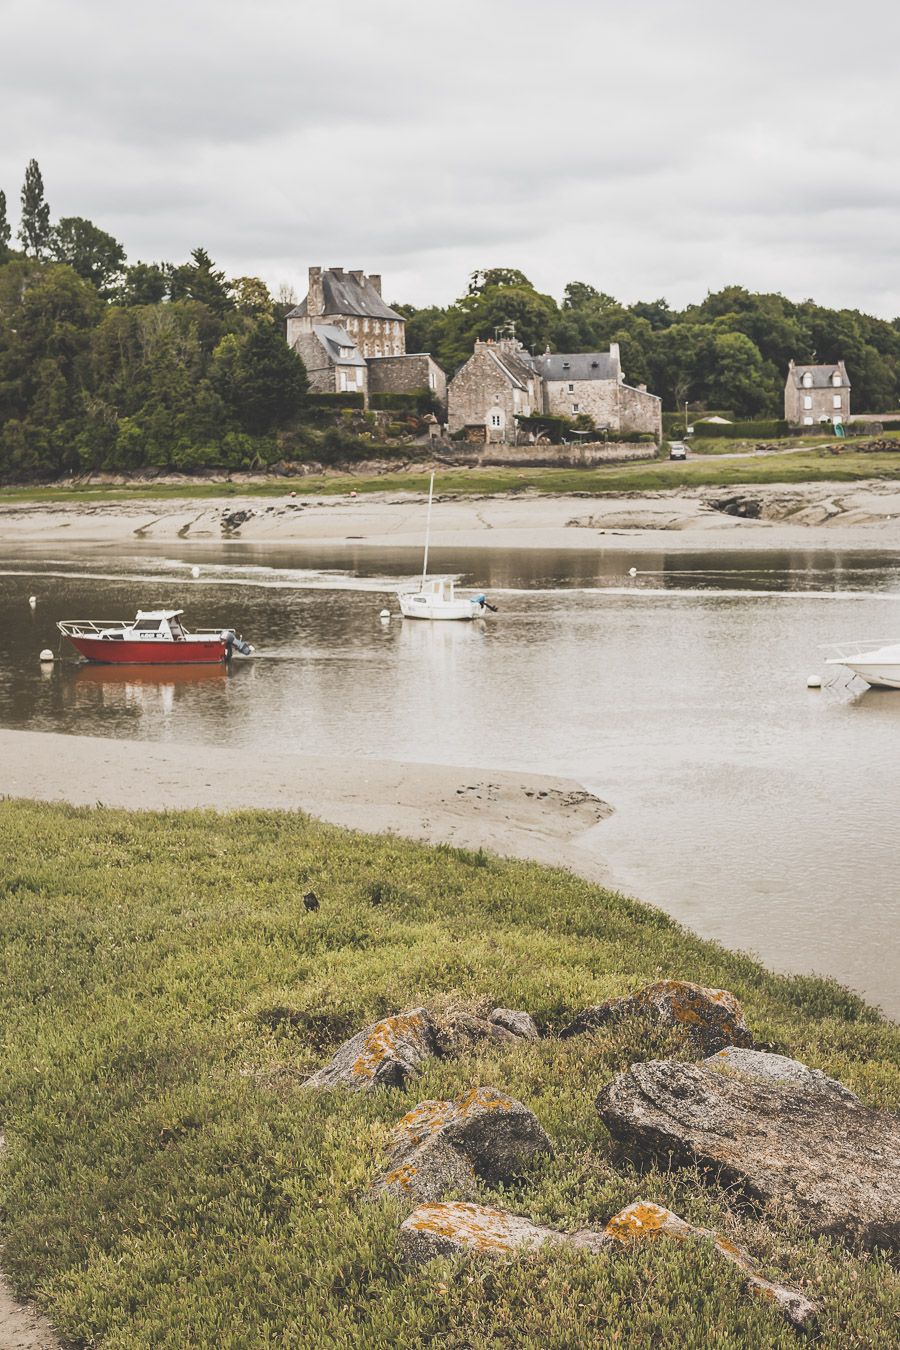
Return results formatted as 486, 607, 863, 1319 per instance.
484, 346, 536, 391
788, 361, 850, 388
288, 270, 403, 322
534, 352, 619, 382
312, 325, 367, 368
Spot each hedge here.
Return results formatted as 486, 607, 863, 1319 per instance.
307, 392, 365, 410
692, 419, 790, 438
369, 390, 433, 414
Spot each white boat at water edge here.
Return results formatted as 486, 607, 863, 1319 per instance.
824, 639, 900, 689
397, 472, 495, 621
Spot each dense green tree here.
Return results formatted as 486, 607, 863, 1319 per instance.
0, 191, 11, 263
168, 247, 233, 313
211, 320, 308, 433
18, 159, 51, 258
116, 261, 169, 306
49, 216, 126, 294
231, 276, 274, 319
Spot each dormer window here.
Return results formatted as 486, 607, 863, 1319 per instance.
832, 372, 842, 387
802, 372, 813, 388
562, 361, 570, 369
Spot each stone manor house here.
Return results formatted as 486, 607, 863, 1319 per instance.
447, 338, 662, 442
784, 360, 851, 426
285, 266, 663, 441
286, 267, 446, 409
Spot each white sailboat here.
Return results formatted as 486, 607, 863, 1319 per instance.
397, 473, 495, 621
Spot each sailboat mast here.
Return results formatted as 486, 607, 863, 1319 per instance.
421, 472, 435, 585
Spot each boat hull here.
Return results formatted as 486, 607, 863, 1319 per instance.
841, 662, 900, 689
398, 596, 480, 621
67, 636, 227, 665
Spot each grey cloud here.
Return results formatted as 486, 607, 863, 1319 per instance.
1, 0, 898, 316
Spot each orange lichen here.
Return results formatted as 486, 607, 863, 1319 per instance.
350, 1012, 425, 1080
407, 1202, 514, 1253
604, 1201, 672, 1244
392, 1100, 453, 1147
455, 1086, 514, 1118
384, 1163, 419, 1191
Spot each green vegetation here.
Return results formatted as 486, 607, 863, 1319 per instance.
692, 419, 790, 439
402, 274, 900, 419
0, 799, 897, 1347
4, 445, 900, 505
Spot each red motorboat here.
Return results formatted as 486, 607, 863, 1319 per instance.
57, 609, 254, 665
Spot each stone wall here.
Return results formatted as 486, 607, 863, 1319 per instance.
439, 441, 659, 468
544, 379, 661, 440
785, 383, 850, 426
367, 354, 447, 413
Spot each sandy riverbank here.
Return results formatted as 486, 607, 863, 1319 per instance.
2, 482, 900, 553
0, 730, 612, 884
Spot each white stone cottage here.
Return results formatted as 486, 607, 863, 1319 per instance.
784, 360, 851, 426
447, 339, 662, 442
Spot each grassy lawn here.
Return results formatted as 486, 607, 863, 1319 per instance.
0, 800, 897, 1347
685, 431, 900, 456
3, 448, 900, 505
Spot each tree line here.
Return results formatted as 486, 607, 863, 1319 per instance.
0, 161, 309, 480
400, 269, 900, 419
3, 161, 900, 481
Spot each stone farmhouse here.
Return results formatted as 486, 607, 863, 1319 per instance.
286, 267, 446, 410
784, 360, 850, 426
447, 339, 662, 442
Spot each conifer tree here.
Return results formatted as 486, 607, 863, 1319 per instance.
0, 189, 11, 261
19, 159, 51, 257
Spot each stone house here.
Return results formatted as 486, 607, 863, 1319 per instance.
286, 266, 446, 410
785, 360, 851, 426
447, 338, 662, 442
446, 339, 543, 442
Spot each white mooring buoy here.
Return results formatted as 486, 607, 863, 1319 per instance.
807, 675, 822, 689
39, 649, 54, 662
628, 567, 637, 578
191, 565, 201, 578
28, 595, 37, 608
379, 609, 391, 620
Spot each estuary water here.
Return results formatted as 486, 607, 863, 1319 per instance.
1, 539, 899, 1016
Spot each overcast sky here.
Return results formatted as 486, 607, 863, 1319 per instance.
2, 0, 898, 316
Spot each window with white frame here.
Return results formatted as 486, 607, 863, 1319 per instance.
803, 395, 813, 410
490, 411, 503, 428
832, 372, 841, 386
568, 382, 575, 393
572, 404, 579, 413
802, 372, 813, 388
803, 416, 814, 425
833, 394, 842, 409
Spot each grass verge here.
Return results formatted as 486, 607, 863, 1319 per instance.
0, 800, 897, 1347
3, 448, 900, 504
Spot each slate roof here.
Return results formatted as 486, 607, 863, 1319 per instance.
534, 352, 619, 382
288, 270, 404, 322
788, 361, 850, 388
312, 325, 367, 368
484, 346, 537, 390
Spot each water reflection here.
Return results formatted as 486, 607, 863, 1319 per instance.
2, 542, 900, 1014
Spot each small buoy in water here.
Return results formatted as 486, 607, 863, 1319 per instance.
191, 565, 200, 578
628, 567, 637, 578
807, 675, 822, 689
379, 609, 391, 620
29, 595, 37, 608
39, 649, 54, 662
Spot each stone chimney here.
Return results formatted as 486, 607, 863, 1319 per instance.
349, 269, 364, 285
307, 266, 325, 318
368, 273, 382, 296
330, 266, 344, 280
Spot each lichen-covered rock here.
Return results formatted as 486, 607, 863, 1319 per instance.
302, 1008, 437, 1091
704, 1047, 859, 1103
375, 1086, 553, 1205
431, 1007, 522, 1057
560, 980, 753, 1055
398, 1199, 818, 1328
489, 1008, 540, 1040
603, 1201, 818, 1329
596, 1059, 900, 1250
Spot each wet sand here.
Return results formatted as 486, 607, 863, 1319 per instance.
0, 729, 612, 883
2, 481, 900, 553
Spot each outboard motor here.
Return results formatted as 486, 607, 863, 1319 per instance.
221, 629, 254, 658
